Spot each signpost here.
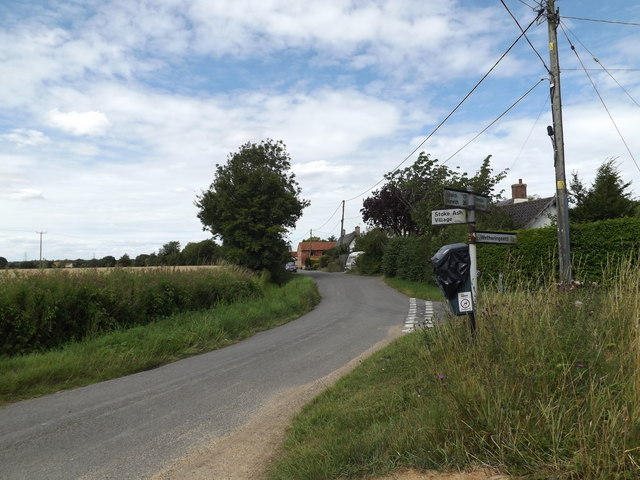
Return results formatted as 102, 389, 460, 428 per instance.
443, 188, 490, 212
432, 186, 519, 338
475, 231, 517, 245
431, 208, 467, 225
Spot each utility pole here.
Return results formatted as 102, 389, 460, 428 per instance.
546, 0, 573, 284
340, 200, 345, 237
36, 231, 47, 268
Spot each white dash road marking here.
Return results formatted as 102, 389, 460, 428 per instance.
403, 298, 436, 333
423, 301, 434, 328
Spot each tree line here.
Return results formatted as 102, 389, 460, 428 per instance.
1, 239, 220, 270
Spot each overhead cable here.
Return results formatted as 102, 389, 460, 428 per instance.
343, 10, 544, 204
560, 25, 640, 174
509, 95, 548, 171
308, 201, 343, 234
443, 78, 546, 164
514, 0, 538, 10
562, 16, 640, 27
500, 0, 550, 72
561, 23, 640, 108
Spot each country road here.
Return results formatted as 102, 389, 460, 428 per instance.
0, 271, 419, 480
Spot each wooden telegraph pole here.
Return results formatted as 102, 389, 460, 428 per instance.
546, 0, 573, 284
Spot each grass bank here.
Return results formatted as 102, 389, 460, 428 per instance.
0, 274, 319, 407
383, 276, 442, 301
269, 266, 640, 479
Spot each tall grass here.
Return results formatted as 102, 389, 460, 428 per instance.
0, 275, 319, 407
0, 266, 260, 355
270, 261, 640, 479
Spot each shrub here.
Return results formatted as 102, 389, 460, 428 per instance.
382, 236, 433, 282
354, 228, 389, 275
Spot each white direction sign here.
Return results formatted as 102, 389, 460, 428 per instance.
432, 208, 467, 225
443, 188, 490, 212
476, 231, 517, 245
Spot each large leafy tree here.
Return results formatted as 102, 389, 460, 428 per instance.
195, 139, 309, 276
569, 158, 638, 222
361, 182, 421, 237
361, 153, 509, 237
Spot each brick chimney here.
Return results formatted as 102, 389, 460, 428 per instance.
511, 179, 527, 203
355, 226, 361, 235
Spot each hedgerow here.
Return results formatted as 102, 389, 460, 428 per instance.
478, 217, 640, 284
0, 267, 261, 356
381, 218, 640, 286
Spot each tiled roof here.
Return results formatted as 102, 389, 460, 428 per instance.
297, 241, 336, 251
499, 197, 555, 228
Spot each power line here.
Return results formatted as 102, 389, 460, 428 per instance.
562, 16, 640, 27
343, 11, 543, 204
514, 0, 539, 10
563, 68, 640, 72
509, 94, 548, 171
311, 201, 343, 232
443, 78, 546, 164
560, 25, 640, 175
500, 0, 550, 72
560, 23, 640, 108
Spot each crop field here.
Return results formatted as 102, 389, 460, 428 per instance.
1, 265, 220, 275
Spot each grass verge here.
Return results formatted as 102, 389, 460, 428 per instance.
0, 275, 319, 407
269, 265, 640, 480
383, 276, 442, 301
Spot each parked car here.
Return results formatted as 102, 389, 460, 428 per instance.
285, 262, 297, 272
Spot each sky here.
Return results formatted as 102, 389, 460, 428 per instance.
1, 0, 639, 262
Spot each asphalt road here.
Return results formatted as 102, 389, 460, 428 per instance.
0, 271, 411, 480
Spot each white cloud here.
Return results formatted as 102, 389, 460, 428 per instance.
187, 0, 511, 80
47, 109, 111, 136
3, 188, 44, 201
3, 129, 49, 147
293, 160, 353, 177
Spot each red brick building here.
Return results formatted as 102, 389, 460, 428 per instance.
296, 241, 336, 269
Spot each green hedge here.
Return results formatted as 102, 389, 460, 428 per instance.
0, 267, 261, 356
382, 218, 640, 287
382, 236, 434, 282
477, 217, 640, 285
